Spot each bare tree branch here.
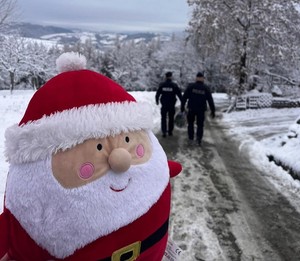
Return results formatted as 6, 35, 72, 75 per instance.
0, 0, 18, 26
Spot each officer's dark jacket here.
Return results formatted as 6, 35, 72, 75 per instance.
182, 81, 215, 113
155, 79, 182, 108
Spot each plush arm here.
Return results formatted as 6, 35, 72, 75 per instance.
168, 160, 182, 178
0, 210, 9, 260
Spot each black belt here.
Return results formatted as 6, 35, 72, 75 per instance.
100, 218, 169, 261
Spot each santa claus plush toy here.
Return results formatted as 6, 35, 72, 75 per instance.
0, 52, 182, 261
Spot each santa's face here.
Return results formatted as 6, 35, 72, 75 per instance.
52, 130, 152, 188
5, 130, 170, 258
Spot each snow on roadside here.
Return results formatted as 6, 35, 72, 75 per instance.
221, 107, 300, 213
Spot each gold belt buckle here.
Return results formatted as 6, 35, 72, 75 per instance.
112, 241, 141, 261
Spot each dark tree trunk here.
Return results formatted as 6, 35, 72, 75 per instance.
9, 71, 15, 93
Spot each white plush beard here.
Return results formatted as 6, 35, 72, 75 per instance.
5, 132, 169, 258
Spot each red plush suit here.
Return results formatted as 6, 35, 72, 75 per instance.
0, 161, 181, 261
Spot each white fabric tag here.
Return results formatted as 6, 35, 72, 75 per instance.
162, 239, 182, 261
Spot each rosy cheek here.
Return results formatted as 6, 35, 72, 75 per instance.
136, 144, 145, 158
79, 162, 95, 179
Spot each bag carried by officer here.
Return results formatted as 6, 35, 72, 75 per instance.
174, 111, 186, 128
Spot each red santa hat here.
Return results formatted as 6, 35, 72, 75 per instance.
5, 52, 153, 164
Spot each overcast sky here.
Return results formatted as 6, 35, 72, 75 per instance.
17, 0, 191, 33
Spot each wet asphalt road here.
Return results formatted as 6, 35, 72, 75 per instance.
156, 113, 300, 261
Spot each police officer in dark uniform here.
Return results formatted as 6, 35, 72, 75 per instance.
156, 72, 182, 137
181, 72, 215, 146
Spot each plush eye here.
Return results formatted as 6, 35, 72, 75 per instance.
125, 136, 130, 143
97, 144, 103, 151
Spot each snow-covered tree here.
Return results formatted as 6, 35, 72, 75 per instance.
99, 52, 114, 79
61, 38, 103, 72
0, 35, 28, 92
187, 0, 300, 94
0, 0, 17, 28
153, 34, 204, 91
108, 39, 153, 90
0, 35, 54, 92
23, 41, 55, 89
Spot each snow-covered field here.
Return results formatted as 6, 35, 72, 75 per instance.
1, 90, 300, 260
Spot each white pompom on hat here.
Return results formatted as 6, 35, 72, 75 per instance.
56, 51, 87, 72
5, 52, 153, 164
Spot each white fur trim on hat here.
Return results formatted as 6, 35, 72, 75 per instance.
5, 101, 153, 164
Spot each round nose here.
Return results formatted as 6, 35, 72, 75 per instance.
108, 148, 132, 173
